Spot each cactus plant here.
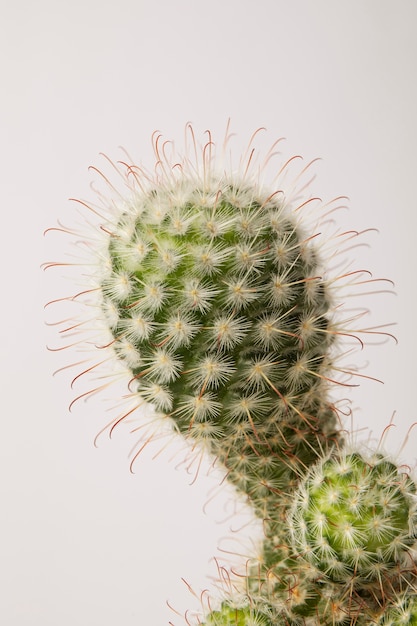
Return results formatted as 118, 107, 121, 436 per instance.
45, 124, 417, 625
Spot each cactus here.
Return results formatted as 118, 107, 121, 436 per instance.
45, 125, 417, 625
101, 148, 341, 520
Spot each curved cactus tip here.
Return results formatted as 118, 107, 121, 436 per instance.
289, 449, 417, 585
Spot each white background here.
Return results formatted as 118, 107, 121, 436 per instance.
1, 1, 416, 624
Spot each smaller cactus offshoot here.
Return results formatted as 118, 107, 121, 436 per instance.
289, 452, 417, 588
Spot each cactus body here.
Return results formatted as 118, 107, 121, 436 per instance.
102, 170, 342, 516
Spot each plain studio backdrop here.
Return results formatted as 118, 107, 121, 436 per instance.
1, 1, 416, 624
